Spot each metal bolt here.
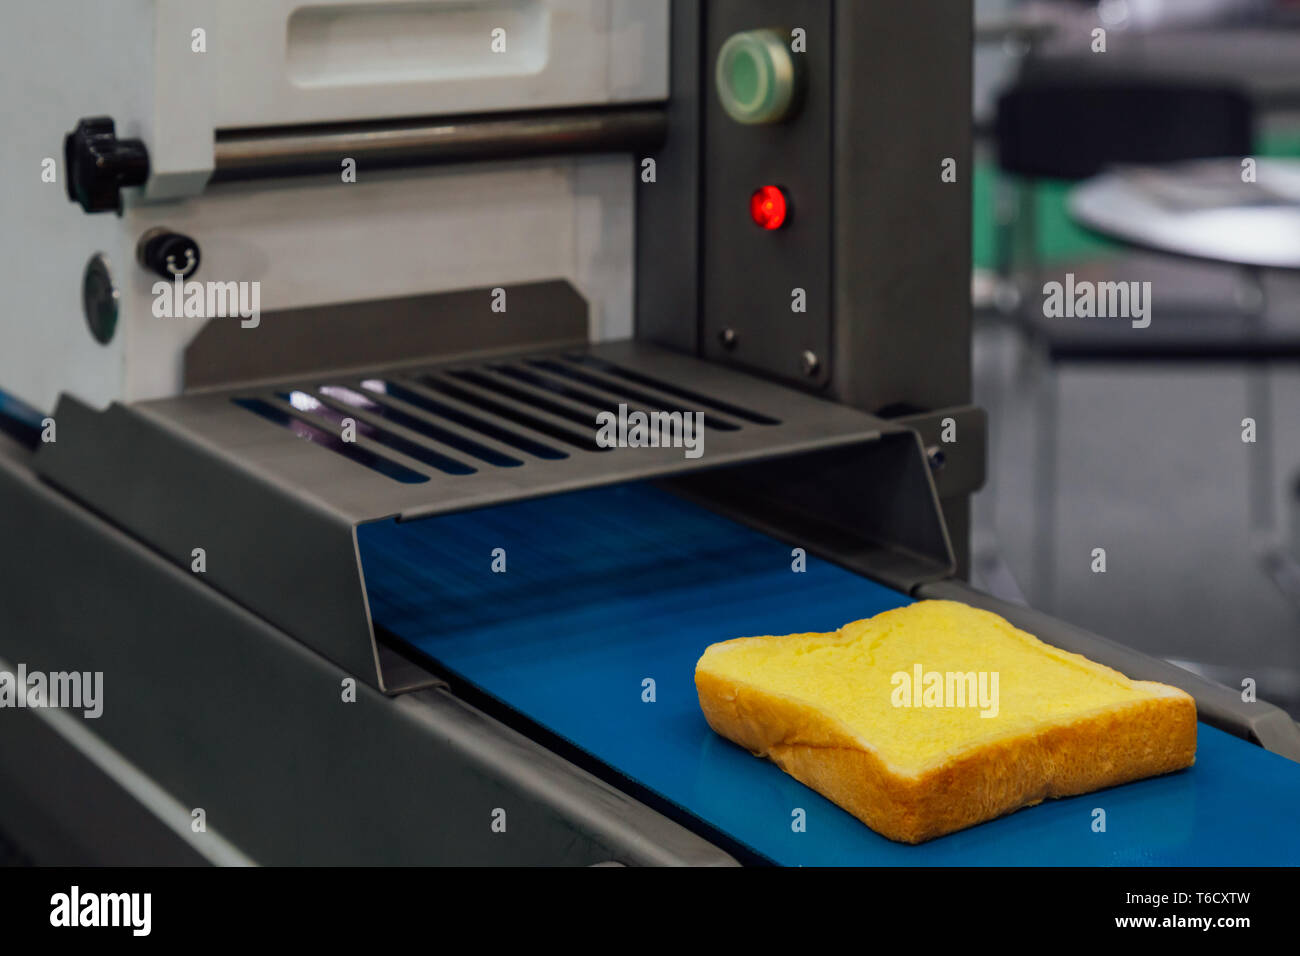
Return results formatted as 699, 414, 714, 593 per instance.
719, 327, 738, 350
926, 445, 947, 472
801, 350, 820, 376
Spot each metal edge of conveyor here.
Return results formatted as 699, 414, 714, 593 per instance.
918, 578, 1300, 764
0, 653, 252, 866
0, 406, 230, 867
0, 440, 739, 866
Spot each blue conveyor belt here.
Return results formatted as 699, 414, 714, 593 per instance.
357, 483, 1300, 865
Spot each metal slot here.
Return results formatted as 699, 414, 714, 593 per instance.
274, 390, 478, 476
233, 397, 429, 484
564, 354, 781, 425
316, 385, 523, 469
417, 371, 607, 452
359, 379, 567, 461
491, 362, 650, 415
509, 361, 741, 431
447, 368, 611, 432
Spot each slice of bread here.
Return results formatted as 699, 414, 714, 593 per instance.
694, 599, 1196, 843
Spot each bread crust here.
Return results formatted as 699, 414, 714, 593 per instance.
695, 668, 1197, 844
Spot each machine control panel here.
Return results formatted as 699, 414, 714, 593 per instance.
702, 1, 833, 390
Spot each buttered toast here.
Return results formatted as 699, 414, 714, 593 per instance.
694, 600, 1196, 843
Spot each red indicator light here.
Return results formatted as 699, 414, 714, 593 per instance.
750, 185, 788, 230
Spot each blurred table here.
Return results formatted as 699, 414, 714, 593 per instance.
1070, 158, 1300, 269
1068, 157, 1300, 617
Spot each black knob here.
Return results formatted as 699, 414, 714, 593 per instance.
137, 227, 201, 280
64, 116, 150, 214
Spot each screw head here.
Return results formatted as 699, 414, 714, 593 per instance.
719, 327, 738, 350
801, 350, 820, 376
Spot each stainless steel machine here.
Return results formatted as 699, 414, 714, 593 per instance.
1, 0, 1297, 866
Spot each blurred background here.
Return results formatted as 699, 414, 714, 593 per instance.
970, 0, 1300, 716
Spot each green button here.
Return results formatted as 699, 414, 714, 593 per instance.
715, 28, 799, 125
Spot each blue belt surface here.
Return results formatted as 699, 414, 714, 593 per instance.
358, 482, 1300, 865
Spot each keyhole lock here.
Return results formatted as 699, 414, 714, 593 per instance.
137, 227, 201, 280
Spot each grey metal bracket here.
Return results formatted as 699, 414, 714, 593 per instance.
892, 405, 988, 502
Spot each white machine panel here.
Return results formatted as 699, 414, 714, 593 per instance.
0, 0, 651, 412
213, 0, 668, 128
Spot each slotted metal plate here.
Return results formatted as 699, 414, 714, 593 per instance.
36, 340, 951, 690
145, 340, 882, 523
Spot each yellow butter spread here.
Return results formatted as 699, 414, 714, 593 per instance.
695, 600, 1170, 775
